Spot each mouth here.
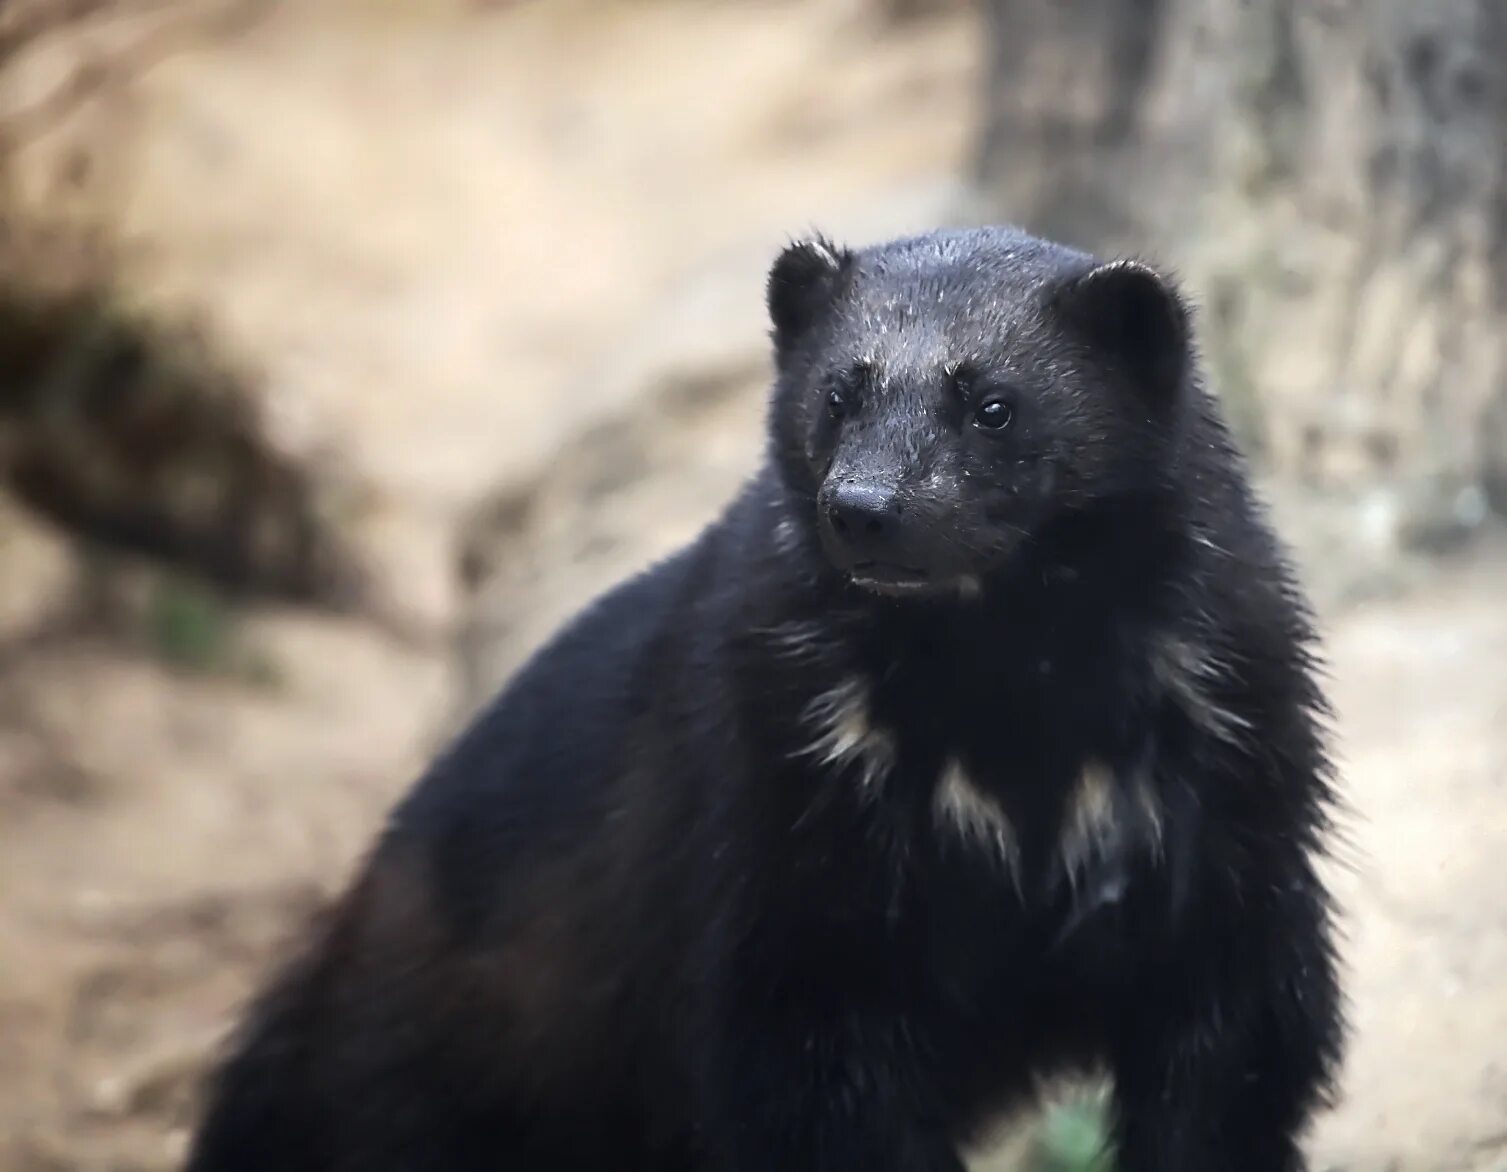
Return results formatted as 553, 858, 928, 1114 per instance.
848, 561, 934, 596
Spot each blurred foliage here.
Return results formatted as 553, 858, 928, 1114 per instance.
0, 285, 367, 609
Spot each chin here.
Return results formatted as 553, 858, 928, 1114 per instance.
846, 564, 984, 601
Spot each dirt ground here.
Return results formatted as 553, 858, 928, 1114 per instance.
0, 2, 1503, 1169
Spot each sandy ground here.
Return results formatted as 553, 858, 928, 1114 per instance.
0, 2, 1503, 1169
1308, 546, 1507, 1171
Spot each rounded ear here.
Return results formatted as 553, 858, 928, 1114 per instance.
1052, 259, 1190, 402
766, 236, 853, 354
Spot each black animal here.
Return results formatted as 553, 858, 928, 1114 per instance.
186, 226, 1343, 1172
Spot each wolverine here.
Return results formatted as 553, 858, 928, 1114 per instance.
186, 226, 1342, 1172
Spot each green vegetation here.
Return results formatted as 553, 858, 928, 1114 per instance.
146, 573, 236, 673
1028, 1096, 1115, 1172
142, 570, 279, 684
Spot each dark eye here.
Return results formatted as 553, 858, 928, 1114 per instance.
974, 398, 1013, 431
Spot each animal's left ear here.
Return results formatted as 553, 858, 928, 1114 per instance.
1051, 259, 1190, 403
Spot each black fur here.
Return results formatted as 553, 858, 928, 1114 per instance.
186, 226, 1342, 1172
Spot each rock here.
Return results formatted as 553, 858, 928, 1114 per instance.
0, 490, 74, 640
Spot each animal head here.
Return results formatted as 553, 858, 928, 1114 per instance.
766, 226, 1193, 598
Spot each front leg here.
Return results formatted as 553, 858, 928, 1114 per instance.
698, 1001, 965, 1172
1110, 857, 1342, 1172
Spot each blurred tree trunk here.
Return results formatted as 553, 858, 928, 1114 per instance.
976, 0, 1507, 543
975, 0, 1186, 248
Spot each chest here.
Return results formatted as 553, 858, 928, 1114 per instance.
780, 652, 1173, 975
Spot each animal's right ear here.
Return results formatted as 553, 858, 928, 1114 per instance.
766, 236, 853, 355
1049, 259, 1190, 406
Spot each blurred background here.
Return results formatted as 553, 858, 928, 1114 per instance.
0, 1, 1503, 1169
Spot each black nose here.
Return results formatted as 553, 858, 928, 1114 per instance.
822, 481, 901, 558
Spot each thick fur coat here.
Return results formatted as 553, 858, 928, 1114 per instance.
186, 226, 1342, 1172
